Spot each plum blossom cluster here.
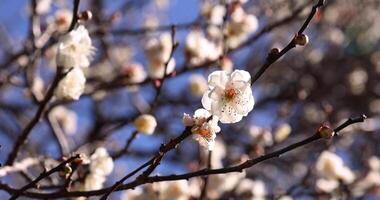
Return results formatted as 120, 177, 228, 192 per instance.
183, 69, 254, 150
315, 151, 355, 192
55, 25, 95, 100
123, 180, 192, 200
145, 33, 175, 79
73, 148, 114, 193
201, 1, 259, 48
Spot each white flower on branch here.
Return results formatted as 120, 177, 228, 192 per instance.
55, 67, 86, 100
154, 180, 190, 200
316, 151, 355, 192
121, 63, 147, 84
188, 74, 208, 97
89, 147, 114, 176
225, 6, 259, 48
56, 25, 95, 68
183, 109, 221, 150
208, 171, 246, 198
84, 172, 106, 191
48, 9, 73, 33
236, 179, 267, 200
148, 58, 176, 79
185, 30, 221, 66
145, 33, 175, 79
202, 3, 226, 25
202, 70, 254, 124
134, 114, 157, 135
36, 0, 51, 14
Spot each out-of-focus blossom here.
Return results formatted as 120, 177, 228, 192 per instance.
89, 147, 114, 176
202, 70, 254, 123
145, 33, 175, 79
348, 68, 368, 95
56, 25, 95, 68
134, 114, 157, 135
154, 180, 190, 200
121, 63, 147, 84
220, 56, 234, 73
316, 178, 339, 192
225, 6, 259, 48
84, 172, 106, 191
148, 58, 175, 79
55, 67, 86, 100
36, 0, 51, 14
249, 125, 273, 147
202, 3, 226, 25
185, 30, 221, 66
50, 106, 78, 135
121, 186, 157, 200
236, 179, 267, 200
274, 123, 292, 143
50, 9, 73, 33
316, 151, 355, 187
188, 74, 208, 97
208, 171, 246, 199
183, 109, 221, 150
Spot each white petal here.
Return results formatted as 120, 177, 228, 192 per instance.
231, 69, 251, 83
208, 70, 228, 88
201, 91, 213, 110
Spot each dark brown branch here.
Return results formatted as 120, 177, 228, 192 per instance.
0, 115, 365, 199
9, 154, 80, 199
100, 128, 192, 200
251, 0, 325, 85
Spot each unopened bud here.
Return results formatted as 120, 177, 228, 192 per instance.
318, 123, 334, 139
294, 33, 309, 46
79, 10, 92, 21
267, 48, 280, 61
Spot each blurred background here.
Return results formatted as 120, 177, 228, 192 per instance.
0, 0, 379, 199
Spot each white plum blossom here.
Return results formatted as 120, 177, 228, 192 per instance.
55, 67, 86, 100
274, 123, 292, 143
225, 6, 259, 48
236, 179, 267, 200
145, 33, 175, 79
154, 180, 190, 200
84, 172, 106, 191
202, 70, 254, 124
134, 114, 157, 135
249, 125, 273, 147
183, 108, 221, 150
121, 186, 157, 200
89, 147, 114, 176
50, 9, 73, 33
315, 151, 355, 192
202, 3, 226, 25
316, 151, 355, 183
188, 74, 208, 97
121, 63, 147, 84
148, 58, 175, 79
185, 30, 221, 66
56, 25, 95, 68
208, 171, 246, 199
36, 0, 51, 14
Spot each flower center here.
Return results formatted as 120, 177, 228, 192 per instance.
224, 87, 236, 101
198, 127, 212, 140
